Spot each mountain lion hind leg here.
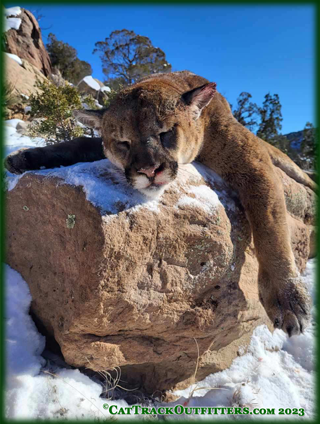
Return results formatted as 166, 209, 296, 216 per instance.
5, 137, 105, 174
263, 140, 317, 192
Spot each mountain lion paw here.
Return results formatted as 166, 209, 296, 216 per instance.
5, 148, 31, 174
259, 276, 311, 337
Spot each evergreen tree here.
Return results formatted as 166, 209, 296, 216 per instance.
64, 59, 93, 85
256, 93, 283, 142
27, 79, 83, 144
300, 122, 317, 170
93, 29, 172, 87
232, 92, 259, 131
46, 33, 92, 85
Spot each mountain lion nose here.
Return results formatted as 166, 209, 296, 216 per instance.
137, 164, 162, 178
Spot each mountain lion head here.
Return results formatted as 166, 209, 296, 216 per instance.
74, 78, 216, 197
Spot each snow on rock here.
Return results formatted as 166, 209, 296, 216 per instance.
6, 158, 163, 214
94, 99, 104, 108
6, 153, 224, 217
81, 76, 101, 91
101, 86, 111, 93
4, 124, 220, 215
4, 6, 21, 17
177, 184, 221, 213
5, 52, 23, 65
5, 17, 22, 32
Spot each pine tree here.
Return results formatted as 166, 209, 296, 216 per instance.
46, 33, 92, 85
256, 93, 283, 143
232, 92, 259, 131
300, 122, 317, 170
93, 29, 172, 87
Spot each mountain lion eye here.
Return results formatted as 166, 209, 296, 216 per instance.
116, 141, 130, 151
160, 127, 176, 149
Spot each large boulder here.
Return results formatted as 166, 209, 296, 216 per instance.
5, 161, 315, 394
5, 8, 52, 76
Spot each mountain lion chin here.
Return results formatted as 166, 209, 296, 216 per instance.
138, 183, 169, 199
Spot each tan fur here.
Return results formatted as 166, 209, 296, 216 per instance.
86, 71, 314, 336
6, 71, 314, 336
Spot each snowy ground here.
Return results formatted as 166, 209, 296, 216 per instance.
4, 120, 316, 420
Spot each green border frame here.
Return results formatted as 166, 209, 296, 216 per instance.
0, 1, 318, 423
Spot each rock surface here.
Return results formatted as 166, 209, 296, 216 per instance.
77, 76, 110, 104
5, 8, 52, 76
6, 56, 48, 98
5, 161, 316, 394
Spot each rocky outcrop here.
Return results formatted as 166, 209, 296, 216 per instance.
5, 56, 48, 119
5, 162, 316, 394
5, 8, 52, 76
6, 56, 47, 98
77, 76, 110, 104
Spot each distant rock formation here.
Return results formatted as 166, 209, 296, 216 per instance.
5, 8, 52, 76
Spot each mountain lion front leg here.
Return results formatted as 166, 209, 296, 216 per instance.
236, 164, 311, 335
5, 137, 105, 174
198, 128, 311, 336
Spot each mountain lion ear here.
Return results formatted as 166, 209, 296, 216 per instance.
182, 82, 217, 119
73, 109, 105, 130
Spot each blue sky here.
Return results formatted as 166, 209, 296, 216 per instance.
6, 3, 315, 134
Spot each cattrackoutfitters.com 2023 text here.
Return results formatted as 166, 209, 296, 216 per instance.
103, 404, 305, 416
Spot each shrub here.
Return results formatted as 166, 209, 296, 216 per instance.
81, 94, 100, 110
2, 81, 21, 119
103, 87, 121, 108
27, 79, 84, 144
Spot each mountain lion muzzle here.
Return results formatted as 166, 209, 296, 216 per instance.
5, 71, 316, 337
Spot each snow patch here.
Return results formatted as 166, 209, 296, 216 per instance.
5, 266, 46, 381
80, 76, 100, 91
5, 17, 22, 32
4, 123, 46, 158
5, 6, 21, 17
94, 100, 103, 109
5, 52, 23, 65
101, 86, 111, 93
5, 119, 25, 129
4, 265, 135, 420
6, 158, 163, 215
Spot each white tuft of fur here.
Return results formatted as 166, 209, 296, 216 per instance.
133, 174, 151, 190
139, 185, 167, 199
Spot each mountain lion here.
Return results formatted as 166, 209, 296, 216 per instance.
6, 71, 316, 337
